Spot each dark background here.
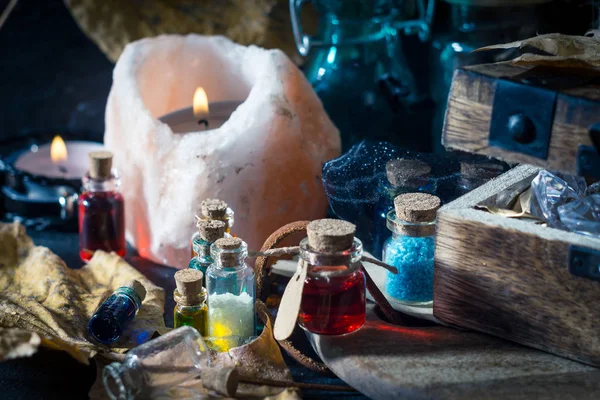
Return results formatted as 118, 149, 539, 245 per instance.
0, 0, 595, 144
0, 0, 111, 143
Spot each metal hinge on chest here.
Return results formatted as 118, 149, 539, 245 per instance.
489, 78, 600, 178
569, 245, 600, 282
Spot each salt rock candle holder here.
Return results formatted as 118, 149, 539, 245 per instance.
105, 35, 340, 266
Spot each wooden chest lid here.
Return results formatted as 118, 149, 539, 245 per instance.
442, 63, 600, 178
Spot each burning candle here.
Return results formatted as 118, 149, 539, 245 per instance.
14, 135, 104, 181
158, 87, 242, 133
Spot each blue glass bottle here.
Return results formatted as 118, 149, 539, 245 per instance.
290, 0, 435, 151
88, 280, 146, 345
189, 219, 227, 285
382, 193, 440, 306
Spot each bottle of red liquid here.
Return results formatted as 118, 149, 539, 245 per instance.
298, 219, 366, 335
78, 151, 126, 261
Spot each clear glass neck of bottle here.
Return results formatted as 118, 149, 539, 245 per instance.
386, 210, 436, 238
193, 239, 214, 265
210, 241, 248, 270
82, 170, 121, 192
174, 287, 207, 308
103, 358, 144, 400
114, 286, 143, 310
299, 237, 363, 276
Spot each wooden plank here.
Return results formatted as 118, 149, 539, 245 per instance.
433, 166, 600, 367
442, 68, 598, 174
307, 304, 600, 400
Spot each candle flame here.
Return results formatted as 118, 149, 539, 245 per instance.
50, 135, 68, 164
193, 87, 209, 120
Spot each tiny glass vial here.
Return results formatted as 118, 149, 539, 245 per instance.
79, 151, 126, 262
88, 280, 146, 345
190, 198, 234, 257
382, 193, 441, 306
299, 219, 366, 335
189, 219, 227, 284
174, 269, 208, 336
206, 237, 255, 350
372, 159, 436, 256
103, 326, 210, 400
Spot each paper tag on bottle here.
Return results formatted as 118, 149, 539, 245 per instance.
273, 260, 308, 341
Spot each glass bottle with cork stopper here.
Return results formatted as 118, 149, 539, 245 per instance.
78, 151, 126, 262
373, 158, 436, 255
174, 269, 208, 336
190, 199, 234, 257
206, 237, 255, 350
299, 219, 366, 335
382, 192, 441, 306
88, 280, 146, 345
189, 219, 227, 283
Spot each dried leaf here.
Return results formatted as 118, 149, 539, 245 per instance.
213, 301, 290, 380
475, 32, 600, 69
0, 222, 167, 364
512, 187, 533, 214
0, 328, 41, 360
475, 205, 544, 221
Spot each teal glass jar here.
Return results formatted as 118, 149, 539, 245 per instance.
290, 0, 435, 151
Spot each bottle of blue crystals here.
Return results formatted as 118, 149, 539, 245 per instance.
88, 280, 146, 345
382, 193, 441, 306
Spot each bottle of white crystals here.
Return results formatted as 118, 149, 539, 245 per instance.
206, 237, 255, 351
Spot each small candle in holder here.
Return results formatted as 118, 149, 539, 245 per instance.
158, 87, 242, 134
14, 135, 104, 181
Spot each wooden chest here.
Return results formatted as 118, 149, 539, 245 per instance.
434, 64, 600, 366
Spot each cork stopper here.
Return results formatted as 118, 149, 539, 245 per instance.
174, 269, 203, 297
394, 193, 441, 223
199, 199, 228, 219
307, 219, 356, 252
213, 237, 245, 267
196, 219, 226, 242
201, 366, 239, 397
88, 151, 113, 180
174, 269, 205, 306
386, 159, 431, 187
124, 280, 146, 302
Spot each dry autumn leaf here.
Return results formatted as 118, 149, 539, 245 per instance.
0, 222, 167, 364
475, 31, 600, 69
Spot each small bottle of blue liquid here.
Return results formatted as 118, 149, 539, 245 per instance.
88, 280, 146, 345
